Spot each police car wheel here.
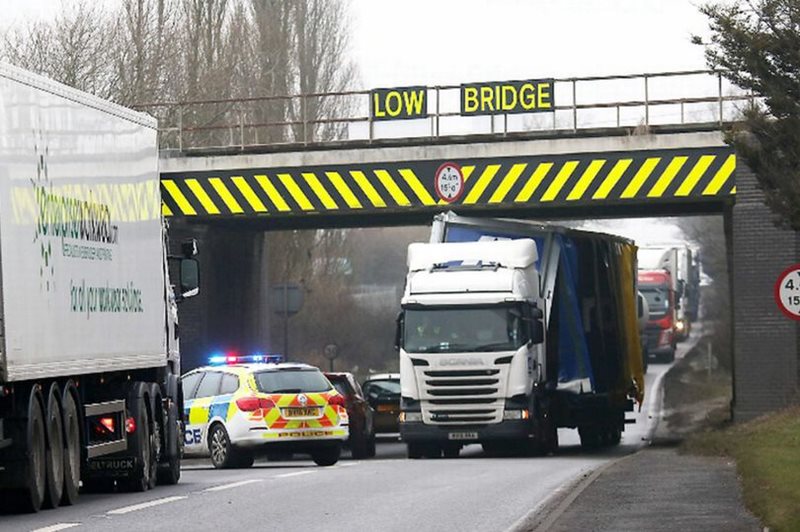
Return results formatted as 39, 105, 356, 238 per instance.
311, 444, 341, 467
208, 424, 234, 469
231, 450, 255, 469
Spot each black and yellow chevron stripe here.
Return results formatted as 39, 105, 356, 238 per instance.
160, 147, 735, 218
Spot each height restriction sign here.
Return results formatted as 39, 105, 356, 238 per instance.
775, 264, 800, 320
434, 162, 464, 203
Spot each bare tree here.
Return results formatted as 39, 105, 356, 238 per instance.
3, 1, 116, 98
249, 0, 293, 143
289, 0, 357, 142
112, 0, 180, 106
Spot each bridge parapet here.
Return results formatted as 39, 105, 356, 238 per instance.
137, 70, 751, 154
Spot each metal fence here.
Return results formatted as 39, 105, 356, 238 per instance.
132, 70, 753, 152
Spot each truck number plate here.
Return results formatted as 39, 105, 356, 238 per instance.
448, 432, 478, 441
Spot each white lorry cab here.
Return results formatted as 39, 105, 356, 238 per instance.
397, 213, 644, 459
0, 62, 198, 512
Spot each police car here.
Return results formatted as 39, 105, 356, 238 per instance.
180, 355, 349, 468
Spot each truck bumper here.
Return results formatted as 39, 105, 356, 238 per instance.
399, 419, 530, 444
647, 345, 675, 357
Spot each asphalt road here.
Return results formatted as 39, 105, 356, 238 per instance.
1, 339, 696, 532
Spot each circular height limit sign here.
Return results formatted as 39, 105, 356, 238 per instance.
775, 264, 800, 320
434, 162, 464, 203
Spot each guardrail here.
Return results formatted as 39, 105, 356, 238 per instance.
133, 70, 753, 152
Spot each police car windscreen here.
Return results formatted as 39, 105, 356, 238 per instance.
255, 369, 331, 393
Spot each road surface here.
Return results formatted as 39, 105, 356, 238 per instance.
1, 338, 696, 532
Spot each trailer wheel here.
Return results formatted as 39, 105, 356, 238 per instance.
123, 387, 153, 492
15, 388, 47, 512
60, 384, 81, 506
156, 400, 181, 485
42, 384, 64, 509
147, 387, 162, 490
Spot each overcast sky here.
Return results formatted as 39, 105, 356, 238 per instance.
2, 0, 713, 88
1, 0, 715, 243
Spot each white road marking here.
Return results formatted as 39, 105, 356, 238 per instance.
337, 462, 358, 467
30, 524, 81, 532
203, 479, 264, 492
275, 470, 315, 479
107, 495, 188, 515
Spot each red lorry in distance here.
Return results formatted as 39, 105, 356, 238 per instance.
638, 269, 677, 363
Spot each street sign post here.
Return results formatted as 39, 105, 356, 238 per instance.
271, 283, 305, 360
323, 343, 339, 372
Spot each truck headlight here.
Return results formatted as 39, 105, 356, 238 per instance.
503, 409, 529, 420
400, 412, 422, 423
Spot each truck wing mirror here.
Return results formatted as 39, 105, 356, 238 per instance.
528, 319, 544, 345
394, 312, 404, 351
181, 238, 199, 258
179, 258, 200, 299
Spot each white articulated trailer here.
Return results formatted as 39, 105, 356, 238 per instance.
0, 63, 198, 512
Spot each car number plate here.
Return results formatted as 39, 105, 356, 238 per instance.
283, 407, 319, 418
448, 432, 478, 441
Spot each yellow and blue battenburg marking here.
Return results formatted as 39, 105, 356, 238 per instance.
160, 147, 736, 220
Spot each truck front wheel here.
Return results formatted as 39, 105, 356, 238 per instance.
406, 442, 424, 459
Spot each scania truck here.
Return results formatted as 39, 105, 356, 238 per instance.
397, 213, 644, 458
0, 63, 198, 512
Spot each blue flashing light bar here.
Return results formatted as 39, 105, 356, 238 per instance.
209, 353, 285, 366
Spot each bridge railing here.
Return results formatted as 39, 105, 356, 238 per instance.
133, 70, 754, 153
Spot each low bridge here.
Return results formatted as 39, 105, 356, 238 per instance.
145, 71, 797, 421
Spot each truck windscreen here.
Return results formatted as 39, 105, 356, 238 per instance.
640, 287, 669, 317
403, 305, 527, 353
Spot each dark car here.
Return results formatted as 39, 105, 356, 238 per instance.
362, 373, 400, 434
325, 372, 376, 458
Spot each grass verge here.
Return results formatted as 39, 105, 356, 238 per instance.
683, 406, 800, 531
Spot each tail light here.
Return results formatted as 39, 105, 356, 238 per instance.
99, 417, 115, 433
236, 396, 276, 412
125, 416, 136, 434
327, 394, 346, 407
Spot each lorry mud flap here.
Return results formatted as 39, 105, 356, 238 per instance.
86, 456, 139, 478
